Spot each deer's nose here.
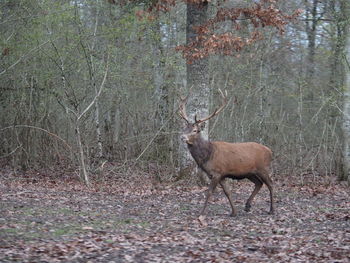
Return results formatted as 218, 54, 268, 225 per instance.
181, 134, 188, 142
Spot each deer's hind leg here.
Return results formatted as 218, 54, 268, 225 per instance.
245, 174, 263, 212
260, 170, 275, 214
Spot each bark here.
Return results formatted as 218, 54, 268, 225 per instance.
111, 96, 121, 156
304, 0, 323, 89
95, 99, 103, 160
153, 21, 167, 126
328, 0, 348, 93
104, 92, 121, 159
153, 19, 171, 160
76, 123, 90, 186
179, 1, 210, 182
341, 2, 350, 182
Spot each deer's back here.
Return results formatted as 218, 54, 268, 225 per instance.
206, 141, 272, 176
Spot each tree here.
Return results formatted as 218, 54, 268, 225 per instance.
177, 1, 210, 180
328, 0, 348, 92
342, 1, 350, 182
304, 0, 325, 85
143, 0, 300, 179
2, 0, 346, 183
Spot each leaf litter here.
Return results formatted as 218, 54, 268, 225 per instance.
0, 168, 349, 262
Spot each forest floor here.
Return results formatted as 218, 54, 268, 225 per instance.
0, 166, 349, 262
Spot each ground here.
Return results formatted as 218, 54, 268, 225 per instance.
0, 168, 349, 262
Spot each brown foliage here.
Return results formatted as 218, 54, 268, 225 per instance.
2, 47, 10, 56
134, 0, 302, 62
176, 1, 302, 62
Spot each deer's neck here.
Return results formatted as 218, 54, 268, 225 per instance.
188, 136, 213, 169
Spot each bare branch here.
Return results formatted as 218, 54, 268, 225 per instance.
0, 39, 52, 76
0, 125, 71, 150
77, 54, 110, 121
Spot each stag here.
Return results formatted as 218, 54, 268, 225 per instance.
179, 90, 274, 216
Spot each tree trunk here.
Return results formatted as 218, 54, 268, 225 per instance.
76, 123, 90, 186
152, 19, 171, 162
95, 98, 103, 160
304, 0, 323, 100
305, 0, 318, 80
341, 1, 350, 183
328, 0, 348, 93
111, 96, 121, 158
179, 1, 210, 182
153, 20, 167, 126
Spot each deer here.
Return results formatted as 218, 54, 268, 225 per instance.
179, 90, 274, 217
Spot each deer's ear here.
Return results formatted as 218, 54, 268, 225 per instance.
199, 122, 206, 131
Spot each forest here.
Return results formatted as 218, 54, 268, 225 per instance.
1, 0, 350, 262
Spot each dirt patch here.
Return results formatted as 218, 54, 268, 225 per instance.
0, 171, 349, 262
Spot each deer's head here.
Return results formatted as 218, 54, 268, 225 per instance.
179, 89, 228, 145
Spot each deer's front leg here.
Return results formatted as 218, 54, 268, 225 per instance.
200, 175, 220, 216
220, 179, 237, 217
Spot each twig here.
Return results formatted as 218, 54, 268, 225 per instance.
135, 116, 172, 162
0, 145, 21, 159
0, 40, 52, 76
0, 125, 71, 150
77, 54, 109, 121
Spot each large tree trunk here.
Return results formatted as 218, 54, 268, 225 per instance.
304, 0, 319, 83
152, 19, 171, 164
328, 0, 348, 92
342, 5, 350, 182
179, 1, 210, 182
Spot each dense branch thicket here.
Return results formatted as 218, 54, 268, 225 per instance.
0, 0, 349, 182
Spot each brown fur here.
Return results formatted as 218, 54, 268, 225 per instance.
206, 141, 272, 177
188, 136, 213, 170
182, 123, 274, 216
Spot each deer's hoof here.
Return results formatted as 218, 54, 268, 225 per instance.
229, 212, 237, 217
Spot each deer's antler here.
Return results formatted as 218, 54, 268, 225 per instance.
195, 89, 228, 124
178, 90, 191, 124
